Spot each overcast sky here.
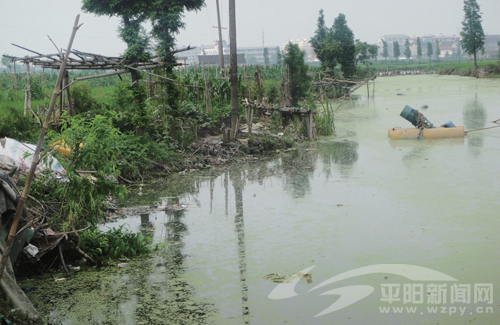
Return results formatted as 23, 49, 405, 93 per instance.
1, 0, 500, 59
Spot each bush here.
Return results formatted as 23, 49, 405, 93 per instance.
111, 80, 135, 112
30, 75, 45, 100
0, 105, 38, 141
70, 81, 101, 114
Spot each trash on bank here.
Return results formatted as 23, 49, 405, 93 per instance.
388, 105, 465, 140
0, 137, 66, 174
23, 244, 39, 257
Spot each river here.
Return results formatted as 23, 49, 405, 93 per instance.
23, 75, 500, 324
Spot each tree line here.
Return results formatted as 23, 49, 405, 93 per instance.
310, 0, 487, 71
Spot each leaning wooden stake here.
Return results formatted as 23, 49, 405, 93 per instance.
24, 62, 31, 116
0, 15, 82, 282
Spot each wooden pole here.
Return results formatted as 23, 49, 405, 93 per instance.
13, 63, 18, 101
61, 72, 66, 116
0, 15, 82, 282
42, 67, 46, 88
65, 71, 74, 116
149, 75, 152, 99
24, 90, 28, 117
215, 0, 225, 75
229, 0, 239, 141
204, 68, 210, 111
25, 62, 31, 116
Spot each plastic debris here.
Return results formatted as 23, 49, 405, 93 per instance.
0, 137, 66, 174
264, 272, 313, 284
23, 244, 39, 257
440, 121, 456, 128
0, 313, 12, 325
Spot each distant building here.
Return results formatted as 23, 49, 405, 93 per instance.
377, 35, 410, 59
237, 46, 279, 65
198, 54, 246, 65
484, 35, 500, 58
177, 40, 280, 66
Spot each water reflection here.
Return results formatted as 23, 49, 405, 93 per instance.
463, 94, 487, 155
140, 197, 213, 324
230, 169, 250, 324
317, 140, 359, 178
281, 149, 316, 198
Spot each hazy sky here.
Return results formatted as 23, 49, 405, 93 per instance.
1, 0, 500, 59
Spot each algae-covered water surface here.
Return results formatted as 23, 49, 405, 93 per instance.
23, 75, 500, 324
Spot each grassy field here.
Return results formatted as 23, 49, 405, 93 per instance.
366, 58, 500, 78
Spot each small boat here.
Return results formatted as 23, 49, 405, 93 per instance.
389, 105, 465, 139
388, 126, 465, 139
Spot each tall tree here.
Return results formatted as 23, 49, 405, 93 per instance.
331, 13, 356, 77
82, 0, 205, 134
404, 39, 412, 63
457, 38, 462, 62
355, 40, 378, 67
382, 39, 389, 63
310, 9, 329, 66
263, 47, 270, 65
276, 47, 283, 65
368, 43, 379, 63
427, 41, 433, 62
416, 37, 422, 63
283, 43, 311, 106
435, 39, 441, 61
393, 41, 400, 62
1, 56, 13, 72
460, 0, 485, 68
310, 12, 356, 77
498, 41, 500, 59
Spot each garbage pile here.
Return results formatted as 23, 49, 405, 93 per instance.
185, 139, 244, 169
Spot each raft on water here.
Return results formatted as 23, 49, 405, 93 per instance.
389, 105, 465, 139
388, 126, 465, 139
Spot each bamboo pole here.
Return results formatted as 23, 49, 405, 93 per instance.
13, 63, 18, 101
42, 68, 46, 88
215, 0, 225, 74
0, 15, 82, 282
61, 72, 66, 116
65, 71, 74, 116
25, 62, 31, 116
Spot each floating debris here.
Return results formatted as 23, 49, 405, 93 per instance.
264, 272, 312, 284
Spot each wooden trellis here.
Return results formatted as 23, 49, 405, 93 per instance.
3, 43, 194, 118
309, 72, 377, 99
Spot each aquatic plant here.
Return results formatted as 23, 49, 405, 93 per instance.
80, 224, 151, 259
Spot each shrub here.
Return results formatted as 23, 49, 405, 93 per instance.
30, 75, 45, 100
0, 105, 38, 141
70, 81, 100, 114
